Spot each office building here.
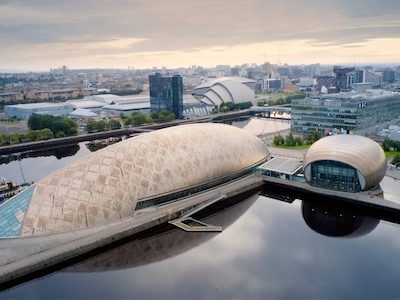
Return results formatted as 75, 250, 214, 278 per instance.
291, 90, 400, 135
149, 73, 183, 118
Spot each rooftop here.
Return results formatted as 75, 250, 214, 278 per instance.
319, 89, 399, 101
258, 157, 303, 175
5, 102, 73, 109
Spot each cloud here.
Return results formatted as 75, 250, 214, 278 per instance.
0, 0, 399, 69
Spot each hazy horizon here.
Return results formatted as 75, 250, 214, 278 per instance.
1, 0, 400, 71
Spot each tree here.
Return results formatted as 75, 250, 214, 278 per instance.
382, 138, 391, 151
295, 136, 303, 146
95, 120, 108, 132
392, 154, 400, 167
87, 121, 97, 132
285, 133, 296, 146
108, 119, 121, 130
130, 113, 148, 126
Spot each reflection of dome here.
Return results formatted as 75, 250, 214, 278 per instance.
301, 201, 379, 238
67, 192, 259, 272
193, 77, 256, 106
17, 123, 267, 237
303, 135, 386, 191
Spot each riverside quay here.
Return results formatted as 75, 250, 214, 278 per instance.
0, 123, 395, 286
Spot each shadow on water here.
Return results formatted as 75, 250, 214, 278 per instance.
0, 188, 260, 291
0, 144, 80, 165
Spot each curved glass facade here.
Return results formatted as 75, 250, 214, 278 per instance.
310, 160, 361, 192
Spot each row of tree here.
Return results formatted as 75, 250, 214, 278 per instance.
28, 115, 78, 136
382, 138, 400, 152
273, 132, 321, 147
86, 119, 121, 133
122, 110, 175, 126
0, 129, 53, 146
213, 101, 253, 113
275, 93, 307, 105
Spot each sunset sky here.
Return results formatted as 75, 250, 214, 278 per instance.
1, 0, 400, 71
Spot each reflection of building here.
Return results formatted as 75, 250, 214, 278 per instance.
291, 90, 400, 135
68, 192, 258, 272
302, 200, 379, 237
149, 73, 183, 118
303, 135, 386, 192
0, 123, 268, 238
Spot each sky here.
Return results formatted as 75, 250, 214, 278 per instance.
0, 0, 400, 71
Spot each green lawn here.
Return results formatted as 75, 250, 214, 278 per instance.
385, 151, 399, 158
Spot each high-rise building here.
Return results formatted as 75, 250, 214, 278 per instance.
333, 66, 355, 92
149, 73, 183, 118
382, 68, 395, 83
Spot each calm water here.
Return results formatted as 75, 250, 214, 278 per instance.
1, 142, 400, 298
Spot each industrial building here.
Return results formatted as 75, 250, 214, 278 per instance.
291, 90, 400, 135
4, 102, 74, 120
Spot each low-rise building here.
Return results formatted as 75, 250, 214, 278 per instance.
4, 102, 74, 120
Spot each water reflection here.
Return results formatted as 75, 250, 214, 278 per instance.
0, 144, 80, 165
67, 191, 258, 273
301, 201, 380, 238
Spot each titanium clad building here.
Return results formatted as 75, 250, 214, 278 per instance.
291, 90, 400, 135
303, 135, 387, 192
0, 123, 268, 238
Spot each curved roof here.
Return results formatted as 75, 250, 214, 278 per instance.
20, 123, 268, 236
193, 77, 255, 106
303, 135, 386, 190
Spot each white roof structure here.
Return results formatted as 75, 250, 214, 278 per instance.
102, 103, 150, 111
69, 109, 98, 118
84, 94, 123, 104
258, 157, 303, 175
5, 102, 72, 109
14, 123, 268, 236
193, 77, 256, 107
67, 100, 104, 109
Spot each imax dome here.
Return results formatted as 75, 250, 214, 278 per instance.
303, 135, 386, 191
193, 77, 256, 106
1, 123, 268, 237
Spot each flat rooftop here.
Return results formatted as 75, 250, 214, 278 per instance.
319, 89, 399, 101
5, 102, 73, 109
258, 157, 303, 175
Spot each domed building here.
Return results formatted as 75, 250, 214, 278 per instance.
303, 135, 387, 192
0, 123, 268, 238
193, 77, 256, 107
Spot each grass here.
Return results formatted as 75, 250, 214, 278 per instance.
385, 150, 400, 158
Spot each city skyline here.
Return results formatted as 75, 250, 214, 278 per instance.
1, 0, 400, 71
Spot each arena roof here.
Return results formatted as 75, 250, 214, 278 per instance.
303, 135, 387, 190
6, 123, 268, 237
193, 77, 256, 106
